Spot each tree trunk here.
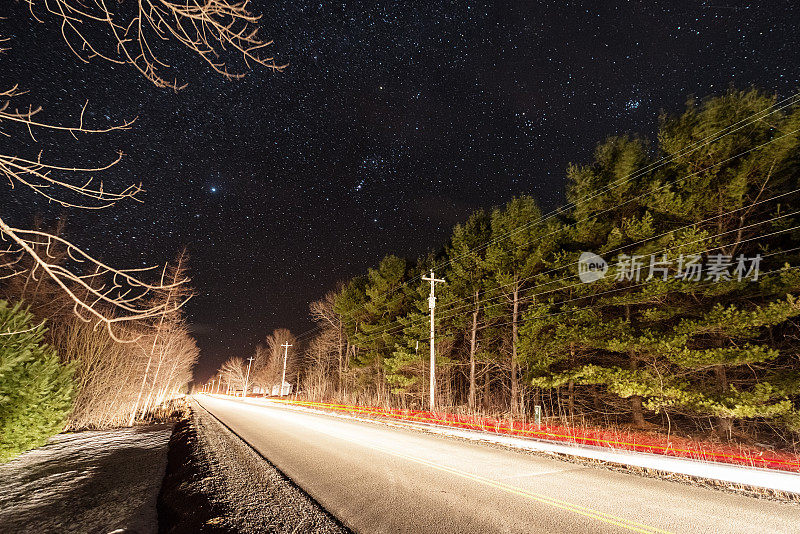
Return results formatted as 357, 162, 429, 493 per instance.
567, 343, 575, 422
468, 290, 479, 410
483, 365, 491, 409
130, 351, 154, 426
592, 385, 602, 413
714, 365, 733, 439
567, 380, 575, 421
630, 394, 646, 427
337, 325, 344, 392
624, 305, 646, 427
629, 352, 646, 427
142, 349, 166, 418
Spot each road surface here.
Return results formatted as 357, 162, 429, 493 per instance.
194, 395, 798, 533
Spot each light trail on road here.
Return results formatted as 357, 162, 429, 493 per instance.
265, 397, 800, 471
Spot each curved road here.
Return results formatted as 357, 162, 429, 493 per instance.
194, 395, 798, 533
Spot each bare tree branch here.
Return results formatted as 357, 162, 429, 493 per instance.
0, 221, 191, 341
26, 0, 286, 90
0, 86, 139, 209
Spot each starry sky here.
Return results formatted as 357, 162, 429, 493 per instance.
2, 1, 799, 381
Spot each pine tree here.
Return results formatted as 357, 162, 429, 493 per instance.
484, 196, 558, 415
304, 88, 800, 443
520, 89, 800, 435
345, 256, 415, 401
445, 210, 491, 409
0, 300, 74, 462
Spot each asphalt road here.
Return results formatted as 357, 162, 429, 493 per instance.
194, 395, 798, 534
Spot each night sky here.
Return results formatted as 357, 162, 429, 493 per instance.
2, 2, 799, 381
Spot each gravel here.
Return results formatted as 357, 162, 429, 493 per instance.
158, 402, 348, 534
0, 424, 173, 534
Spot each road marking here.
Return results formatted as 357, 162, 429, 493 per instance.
495, 467, 582, 480
360, 442, 675, 534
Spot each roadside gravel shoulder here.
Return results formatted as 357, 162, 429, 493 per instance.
158, 400, 348, 534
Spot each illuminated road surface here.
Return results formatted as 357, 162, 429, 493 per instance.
195, 395, 798, 534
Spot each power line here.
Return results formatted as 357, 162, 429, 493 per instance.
296, 96, 800, 344
295, 92, 800, 342
353, 187, 800, 342
447, 256, 800, 343
354, 220, 800, 346
320, 152, 800, 347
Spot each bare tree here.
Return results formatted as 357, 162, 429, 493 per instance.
130, 249, 193, 424
309, 288, 347, 391
3, 0, 281, 336
0, 2, 280, 430
25, 0, 285, 90
0, 83, 188, 340
139, 321, 198, 412
301, 327, 340, 400
220, 356, 247, 393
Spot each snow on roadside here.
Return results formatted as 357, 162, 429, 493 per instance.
0, 424, 172, 534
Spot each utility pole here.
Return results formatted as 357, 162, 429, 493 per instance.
281, 342, 292, 396
243, 356, 255, 398
422, 270, 445, 411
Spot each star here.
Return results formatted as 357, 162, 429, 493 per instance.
3, 0, 795, 379
625, 99, 641, 111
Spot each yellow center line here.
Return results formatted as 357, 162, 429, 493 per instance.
363, 441, 675, 534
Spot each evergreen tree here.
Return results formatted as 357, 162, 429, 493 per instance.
0, 300, 74, 462
332, 276, 369, 393
348, 256, 414, 400
312, 88, 800, 444
445, 209, 491, 409
520, 89, 800, 435
484, 196, 558, 415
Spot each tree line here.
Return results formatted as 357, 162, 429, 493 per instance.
275, 90, 800, 445
0, 241, 198, 461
